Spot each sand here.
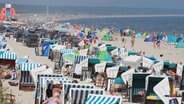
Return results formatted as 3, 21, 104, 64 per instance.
2, 36, 184, 104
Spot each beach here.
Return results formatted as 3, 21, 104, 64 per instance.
1, 34, 183, 104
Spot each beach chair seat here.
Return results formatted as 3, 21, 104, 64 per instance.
85, 94, 122, 104
69, 88, 104, 104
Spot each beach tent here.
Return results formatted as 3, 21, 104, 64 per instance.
167, 35, 179, 43
136, 33, 143, 39
98, 51, 112, 62
19, 63, 42, 91
175, 41, 184, 48
144, 35, 153, 42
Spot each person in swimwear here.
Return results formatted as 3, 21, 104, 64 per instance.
43, 84, 63, 104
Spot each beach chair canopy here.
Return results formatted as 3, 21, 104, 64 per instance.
142, 57, 154, 69
153, 61, 164, 75
95, 62, 106, 73
106, 66, 119, 78
63, 83, 94, 103
85, 94, 122, 104
0, 52, 17, 60
124, 55, 142, 69
20, 63, 42, 71
69, 88, 104, 104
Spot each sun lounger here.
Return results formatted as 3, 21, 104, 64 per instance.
69, 88, 104, 104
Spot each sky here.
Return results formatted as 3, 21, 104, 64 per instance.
1, 0, 184, 9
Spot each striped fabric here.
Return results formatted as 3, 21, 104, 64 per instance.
0, 52, 17, 60
70, 88, 104, 104
74, 55, 94, 64
63, 83, 94, 103
20, 63, 42, 71
20, 63, 42, 84
85, 94, 122, 104
60, 48, 74, 54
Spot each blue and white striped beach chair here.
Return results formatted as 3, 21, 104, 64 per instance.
19, 63, 42, 91
85, 94, 122, 104
36, 74, 72, 104
69, 88, 104, 104
63, 83, 94, 103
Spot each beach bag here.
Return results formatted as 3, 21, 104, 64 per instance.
169, 98, 179, 104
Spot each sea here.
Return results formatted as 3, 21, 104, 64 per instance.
60, 16, 184, 34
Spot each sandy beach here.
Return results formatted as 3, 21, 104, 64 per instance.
2, 35, 184, 104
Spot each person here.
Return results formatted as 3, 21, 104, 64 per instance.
156, 34, 161, 49
43, 84, 63, 104
130, 34, 135, 47
152, 33, 157, 49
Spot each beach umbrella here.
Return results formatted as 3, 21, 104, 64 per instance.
98, 50, 112, 62
143, 32, 149, 38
